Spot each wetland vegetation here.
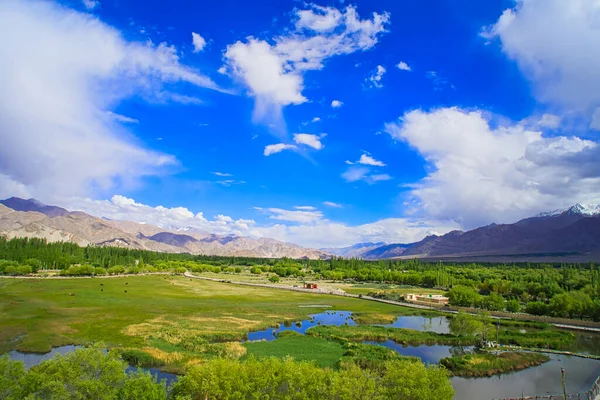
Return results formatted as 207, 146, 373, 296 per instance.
3, 238, 600, 399
440, 351, 551, 377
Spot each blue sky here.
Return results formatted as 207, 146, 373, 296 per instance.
1, 0, 599, 247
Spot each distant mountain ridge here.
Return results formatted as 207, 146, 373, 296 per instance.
321, 242, 387, 258
0, 197, 69, 218
3, 197, 600, 261
0, 198, 326, 259
348, 203, 600, 261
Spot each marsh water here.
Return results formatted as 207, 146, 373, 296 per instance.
6, 311, 600, 399
7, 345, 179, 387
247, 310, 355, 341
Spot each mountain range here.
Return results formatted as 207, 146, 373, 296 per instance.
0, 198, 326, 259
325, 204, 600, 261
1, 197, 600, 261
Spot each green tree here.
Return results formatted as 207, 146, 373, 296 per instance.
250, 266, 262, 274
269, 275, 280, 283
171, 357, 453, 400
481, 293, 505, 311
549, 293, 575, 318
448, 312, 482, 337
448, 286, 480, 307
0, 356, 25, 400
20, 346, 166, 400
506, 299, 520, 313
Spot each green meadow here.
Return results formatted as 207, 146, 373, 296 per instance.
0, 275, 406, 369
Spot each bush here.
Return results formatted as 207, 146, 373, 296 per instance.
171, 357, 454, 400
0, 355, 25, 399
506, 299, 520, 313
107, 266, 126, 275
525, 301, 548, 316
250, 266, 262, 274
269, 275, 280, 283
61, 265, 95, 276
119, 350, 158, 367
11, 347, 166, 400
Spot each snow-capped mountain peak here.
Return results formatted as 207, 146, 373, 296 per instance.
537, 203, 600, 218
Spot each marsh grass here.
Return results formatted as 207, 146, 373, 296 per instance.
440, 351, 550, 377
307, 325, 475, 346
0, 276, 405, 368
352, 313, 396, 325
243, 335, 345, 368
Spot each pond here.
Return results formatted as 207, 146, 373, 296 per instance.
451, 354, 600, 400
6, 346, 180, 387
363, 340, 472, 365
247, 310, 355, 341
381, 315, 450, 334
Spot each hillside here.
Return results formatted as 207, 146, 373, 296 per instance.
0, 199, 326, 259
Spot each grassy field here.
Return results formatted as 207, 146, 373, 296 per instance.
243, 334, 345, 368
0, 275, 410, 368
191, 271, 445, 297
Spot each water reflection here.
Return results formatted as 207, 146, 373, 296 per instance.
7, 346, 179, 386
8, 345, 80, 369
247, 311, 355, 341
363, 340, 473, 364
451, 354, 600, 400
382, 316, 450, 334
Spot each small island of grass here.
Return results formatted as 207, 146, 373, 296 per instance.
351, 313, 397, 325
440, 351, 550, 377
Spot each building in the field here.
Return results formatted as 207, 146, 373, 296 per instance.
304, 283, 318, 289
405, 293, 449, 305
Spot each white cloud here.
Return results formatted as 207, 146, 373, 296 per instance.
294, 206, 317, 211
191, 32, 206, 52
215, 180, 245, 187
223, 4, 389, 127
60, 194, 460, 248
369, 174, 392, 182
82, 0, 98, 10
483, 0, 600, 120
215, 214, 234, 224
323, 201, 343, 208
341, 166, 369, 182
385, 107, 600, 228
341, 166, 391, 184
396, 61, 411, 71
264, 143, 298, 156
213, 172, 233, 177
293, 133, 325, 150
344, 160, 354, 165
331, 100, 344, 108
257, 207, 324, 223
295, 4, 343, 32
367, 64, 386, 88
538, 113, 561, 129
105, 111, 139, 124
0, 0, 223, 202
167, 93, 204, 105
358, 153, 386, 166
256, 217, 459, 248
312, 117, 321, 122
